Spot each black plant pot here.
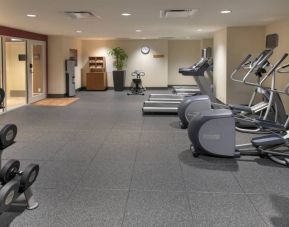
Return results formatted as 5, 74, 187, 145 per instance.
113, 70, 125, 91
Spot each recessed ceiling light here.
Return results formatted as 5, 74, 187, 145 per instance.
121, 13, 131, 16
136, 29, 142, 32
27, 14, 37, 18
76, 30, 82, 33
196, 29, 202, 32
220, 10, 232, 14
11, 38, 22, 42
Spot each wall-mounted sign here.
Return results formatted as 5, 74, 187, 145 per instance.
153, 54, 164, 58
18, 54, 27, 61
69, 49, 78, 66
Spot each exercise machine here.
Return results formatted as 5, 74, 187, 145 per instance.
148, 47, 213, 101
178, 34, 288, 131
142, 56, 213, 113
127, 70, 146, 95
171, 48, 213, 94
187, 79, 289, 167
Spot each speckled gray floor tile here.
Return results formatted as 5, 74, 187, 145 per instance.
181, 162, 243, 193
131, 161, 185, 191
80, 160, 134, 190
247, 193, 289, 227
122, 190, 193, 227
188, 192, 268, 227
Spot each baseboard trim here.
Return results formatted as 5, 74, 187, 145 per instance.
78, 86, 169, 91
47, 94, 66, 98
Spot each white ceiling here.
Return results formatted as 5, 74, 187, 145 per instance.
0, 0, 289, 39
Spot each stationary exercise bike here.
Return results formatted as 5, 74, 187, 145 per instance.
127, 70, 146, 95
0, 88, 39, 214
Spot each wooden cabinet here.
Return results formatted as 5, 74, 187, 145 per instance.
86, 72, 107, 90
86, 56, 107, 90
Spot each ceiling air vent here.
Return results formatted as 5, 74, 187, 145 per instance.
160, 9, 198, 18
64, 11, 96, 19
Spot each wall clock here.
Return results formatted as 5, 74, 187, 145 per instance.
141, 46, 150, 54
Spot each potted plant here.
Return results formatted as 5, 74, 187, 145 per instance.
108, 47, 128, 91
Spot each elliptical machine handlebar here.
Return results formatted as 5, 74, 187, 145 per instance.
243, 53, 289, 94
131, 70, 145, 78
242, 49, 273, 83
243, 53, 288, 88
259, 53, 288, 85
231, 50, 274, 84
277, 63, 289, 73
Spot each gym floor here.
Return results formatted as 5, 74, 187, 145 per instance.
0, 90, 288, 227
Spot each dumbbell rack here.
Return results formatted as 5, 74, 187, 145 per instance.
0, 144, 39, 212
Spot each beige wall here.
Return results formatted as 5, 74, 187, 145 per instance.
201, 39, 213, 50
48, 36, 82, 94
265, 17, 289, 112
213, 27, 266, 104
213, 28, 227, 103
226, 26, 265, 104
81, 39, 168, 87
168, 40, 201, 86
5, 42, 26, 96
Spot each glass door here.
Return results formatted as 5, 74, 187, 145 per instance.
27, 40, 46, 103
3, 37, 27, 111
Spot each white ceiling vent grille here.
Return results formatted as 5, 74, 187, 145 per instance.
160, 9, 198, 18
64, 11, 96, 19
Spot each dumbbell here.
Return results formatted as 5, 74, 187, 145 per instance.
0, 160, 40, 193
0, 124, 17, 148
0, 179, 20, 214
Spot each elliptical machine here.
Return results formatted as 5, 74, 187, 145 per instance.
0, 88, 39, 214
127, 70, 145, 95
188, 60, 289, 167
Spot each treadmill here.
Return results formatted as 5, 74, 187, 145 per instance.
148, 48, 212, 102
172, 48, 212, 94
143, 58, 212, 113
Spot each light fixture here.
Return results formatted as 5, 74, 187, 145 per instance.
136, 29, 142, 32
27, 14, 37, 18
76, 30, 82, 33
121, 13, 131, 16
11, 38, 22, 42
220, 10, 232, 14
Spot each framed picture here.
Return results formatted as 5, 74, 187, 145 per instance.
69, 49, 78, 66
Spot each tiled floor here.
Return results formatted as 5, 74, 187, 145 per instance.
0, 90, 288, 227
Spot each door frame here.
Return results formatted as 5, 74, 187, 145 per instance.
26, 39, 47, 103
2, 37, 28, 111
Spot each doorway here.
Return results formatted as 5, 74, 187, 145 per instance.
27, 40, 46, 103
3, 37, 27, 111
1, 37, 47, 111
